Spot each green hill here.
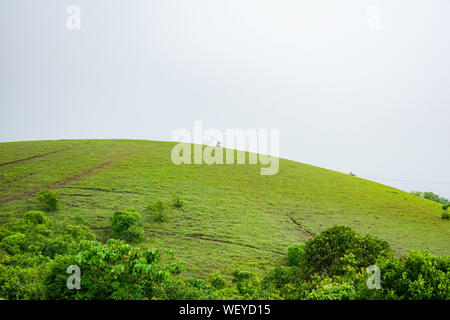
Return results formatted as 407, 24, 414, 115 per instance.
0, 140, 447, 279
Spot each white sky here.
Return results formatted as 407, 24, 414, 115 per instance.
1, 1, 450, 198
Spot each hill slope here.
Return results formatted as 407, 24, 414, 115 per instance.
0, 140, 448, 279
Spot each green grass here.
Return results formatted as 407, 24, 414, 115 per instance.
0, 140, 448, 280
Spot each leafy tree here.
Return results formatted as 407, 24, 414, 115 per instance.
411, 191, 449, 205
365, 251, 450, 300
301, 225, 392, 277
442, 204, 450, 220
44, 239, 186, 300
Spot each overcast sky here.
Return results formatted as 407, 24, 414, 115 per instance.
1, 1, 449, 198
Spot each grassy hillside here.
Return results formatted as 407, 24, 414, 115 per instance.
0, 140, 448, 279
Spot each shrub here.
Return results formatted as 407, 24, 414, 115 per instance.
65, 225, 96, 242
110, 208, 144, 243
209, 272, 226, 290
23, 211, 46, 225
146, 200, 165, 213
369, 251, 450, 300
0, 233, 27, 255
43, 240, 69, 258
0, 264, 47, 299
152, 211, 166, 223
37, 190, 58, 211
0, 226, 13, 242
283, 276, 356, 300
302, 226, 392, 277
261, 266, 294, 292
442, 204, 449, 219
172, 196, 184, 208
288, 244, 305, 266
163, 277, 212, 300
232, 270, 260, 297
146, 200, 167, 222
44, 239, 187, 300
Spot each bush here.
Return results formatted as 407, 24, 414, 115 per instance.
288, 244, 305, 267
65, 225, 96, 242
261, 266, 294, 292
302, 226, 392, 277
43, 240, 69, 258
152, 211, 166, 223
0, 226, 13, 242
172, 196, 184, 208
369, 251, 450, 300
209, 272, 226, 290
37, 190, 58, 211
23, 211, 46, 225
442, 204, 450, 219
232, 270, 260, 297
44, 240, 187, 300
0, 233, 27, 255
0, 264, 47, 299
146, 200, 167, 222
110, 208, 144, 243
147, 200, 165, 213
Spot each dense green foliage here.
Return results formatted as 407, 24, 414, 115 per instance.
37, 190, 58, 212
369, 251, 450, 300
44, 239, 187, 300
301, 226, 392, 278
110, 208, 144, 243
0, 210, 448, 300
411, 191, 449, 205
287, 244, 304, 267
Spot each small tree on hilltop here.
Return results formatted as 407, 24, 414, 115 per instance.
442, 204, 450, 220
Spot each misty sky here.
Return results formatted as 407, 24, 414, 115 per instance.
1, 1, 450, 198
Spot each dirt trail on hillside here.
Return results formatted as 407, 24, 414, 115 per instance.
0, 150, 64, 167
0, 159, 117, 205
61, 186, 147, 196
146, 229, 285, 255
50, 160, 113, 189
288, 216, 314, 238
